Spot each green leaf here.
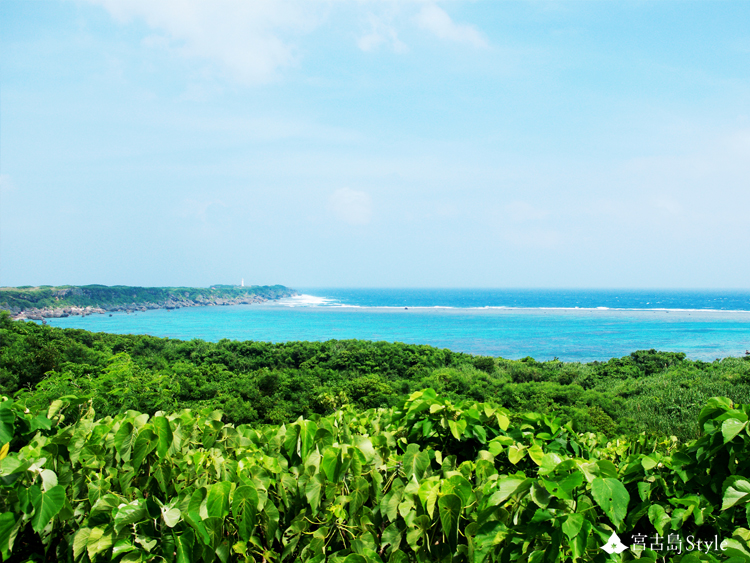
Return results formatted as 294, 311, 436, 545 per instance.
641, 454, 659, 471
508, 444, 526, 465
30, 413, 52, 432
114, 501, 148, 533
595, 460, 618, 478
496, 412, 510, 431
306, 473, 326, 512
132, 429, 158, 470
438, 493, 462, 552
473, 520, 509, 563
487, 478, 532, 506
538, 453, 563, 475
542, 529, 562, 563
530, 482, 551, 509
114, 421, 135, 462
0, 513, 18, 560
232, 486, 259, 541
722, 480, 750, 510
321, 447, 346, 482
591, 478, 629, 529
30, 484, 65, 534
381, 522, 402, 553
176, 528, 196, 563
571, 519, 592, 560
206, 481, 232, 519
722, 538, 750, 561
73, 527, 91, 560
418, 479, 440, 518
402, 444, 430, 480
528, 444, 544, 466
0, 408, 14, 445
88, 479, 111, 506
562, 513, 584, 540
349, 476, 370, 518
48, 399, 65, 419
40, 469, 58, 491
444, 474, 473, 507
298, 419, 318, 461
261, 500, 279, 545
152, 416, 174, 458
87, 526, 114, 559
722, 419, 748, 443
112, 538, 137, 557
448, 419, 462, 440
648, 504, 671, 535
162, 507, 181, 528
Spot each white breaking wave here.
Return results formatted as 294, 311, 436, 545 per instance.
272, 293, 750, 314
275, 294, 337, 307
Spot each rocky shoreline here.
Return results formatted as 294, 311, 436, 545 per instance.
10, 293, 295, 321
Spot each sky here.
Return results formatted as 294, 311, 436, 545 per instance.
1, 0, 749, 289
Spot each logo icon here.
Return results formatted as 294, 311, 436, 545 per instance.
602, 532, 628, 554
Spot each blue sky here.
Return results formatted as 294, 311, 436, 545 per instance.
1, 0, 748, 288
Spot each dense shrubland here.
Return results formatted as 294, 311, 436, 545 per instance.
1, 313, 749, 440
3, 313, 750, 561
2, 387, 750, 561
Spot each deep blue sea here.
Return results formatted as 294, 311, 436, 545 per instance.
42, 289, 750, 363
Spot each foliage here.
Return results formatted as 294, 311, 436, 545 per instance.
2, 313, 750, 440
1, 391, 750, 561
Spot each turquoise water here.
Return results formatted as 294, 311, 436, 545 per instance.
42, 289, 750, 362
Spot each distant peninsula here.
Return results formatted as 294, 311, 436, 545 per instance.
0, 284, 298, 320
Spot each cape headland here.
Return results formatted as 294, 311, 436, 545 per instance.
0, 284, 298, 320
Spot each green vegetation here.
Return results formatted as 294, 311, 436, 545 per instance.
1, 313, 749, 440
2, 387, 750, 561
0, 285, 296, 317
3, 313, 750, 561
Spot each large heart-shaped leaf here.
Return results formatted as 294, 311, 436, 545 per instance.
152, 416, 173, 459
30, 485, 65, 534
722, 480, 750, 510
206, 482, 232, 519
132, 429, 158, 470
114, 421, 135, 462
232, 486, 258, 541
591, 478, 629, 529
402, 444, 430, 480
438, 493, 462, 552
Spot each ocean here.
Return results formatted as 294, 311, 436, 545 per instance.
41, 288, 750, 363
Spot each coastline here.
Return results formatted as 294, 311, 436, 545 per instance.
11, 294, 281, 321
1, 285, 299, 321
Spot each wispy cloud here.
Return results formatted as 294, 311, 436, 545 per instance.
329, 188, 373, 226
357, 13, 408, 54
84, 0, 319, 84
415, 3, 488, 48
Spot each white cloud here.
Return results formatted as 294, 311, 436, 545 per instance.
415, 3, 488, 48
357, 13, 408, 53
84, 0, 319, 84
329, 188, 372, 226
